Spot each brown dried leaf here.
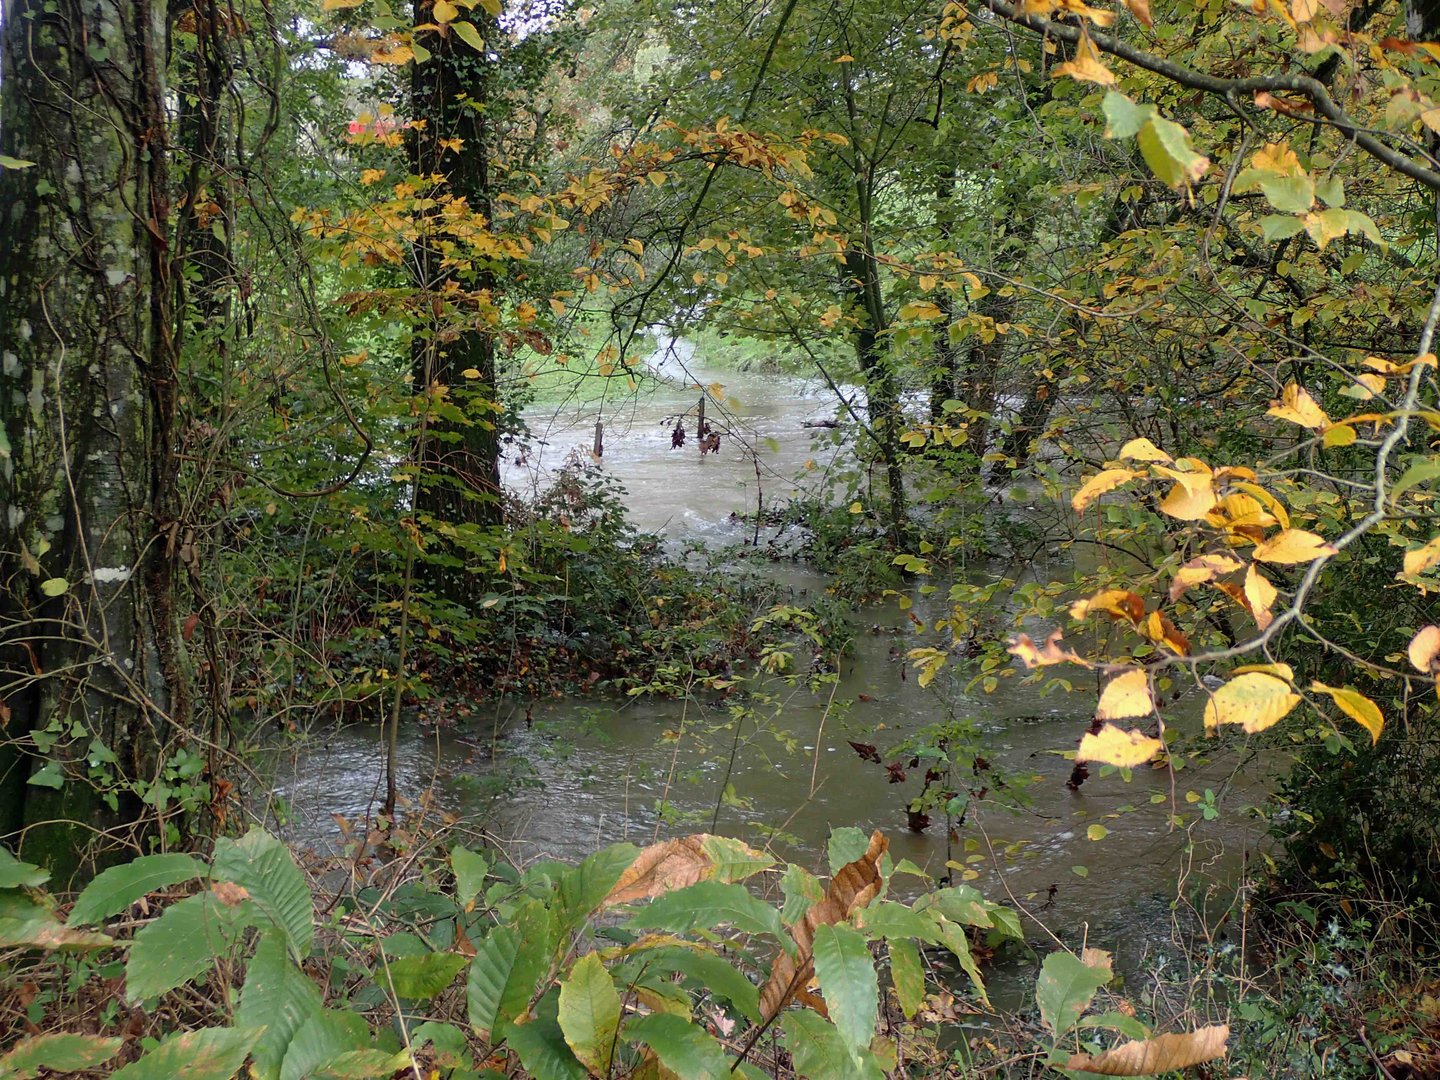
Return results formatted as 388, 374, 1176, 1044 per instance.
602, 836, 712, 906
1066, 1023, 1229, 1075
758, 830, 888, 1024
1008, 629, 1087, 669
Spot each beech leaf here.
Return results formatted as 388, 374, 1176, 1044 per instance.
1066, 1024, 1229, 1074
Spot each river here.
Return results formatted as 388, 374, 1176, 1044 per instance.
274, 337, 1271, 1004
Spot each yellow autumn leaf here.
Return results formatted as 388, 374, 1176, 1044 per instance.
1052, 31, 1117, 86
433, 0, 458, 22
1342, 372, 1386, 400
1066, 1024, 1229, 1075
1244, 563, 1277, 629
1322, 423, 1357, 447
1402, 537, 1440, 577
339, 351, 368, 367
1229, 481, 1291, 529
1267, 382, 1330, 429
1253, 142, 1302, 175
321, 0, 363, 8
1168, 554, 1244, 601
1072, 468, 1139, 512
1096, 669, 1152, 720
1118, 436, 1172, 463
460, 368, 481, 379
1409, 625, 1440, 674
1309, 682, 1384, 744
1291, 0, 1317, 22
1252, 528, 1337, 564
1155, 465, 1218, 521
1076, 724, 1164, 767
1069, 589, 1145, 623
1203, 671, 1301, 734
898, 300, 944, 321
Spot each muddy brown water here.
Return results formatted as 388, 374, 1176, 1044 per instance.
274, 338, 1275, 1007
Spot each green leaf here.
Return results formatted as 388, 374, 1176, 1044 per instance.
888, 938, 925, 1019
782, 1011, 884, 1080
1137, 116, 1208, 188
213, 827, 313, 961
126, 892, 251, 1002
1260, 174, 1314, 213
669, 949, 761, 1023
813, 924, 877, 1052
1315, 175, 1345, 207
1260, 214, 1305, 243
0, 893, 113, 950
39, 577, 68, 597
310, 1049, 414, 1078
0, 1033, 123, 1078
466, 899, 554, 1040
451, 19, 484, 52
827, 828, 870, 874
451, 845, 489, 910
1035, 950, 1112, 1038
506, 990, 587, 1080
111, 1027, 263, 1080
556, 842, 637, 927
1101, 91, 1155, 139
623, 880, 786, 941
0, 846, 50, 889
236, 929, 324, 1080
930, 917, 989, 1005
856, 900, 943, 942
627, 1011, 733, 1079
67, 853, 204, 926
409, 1022, 469, 1069
558, 952, 622, 1076
780, 863, 822, 924
379, 951, 469, 998
1392, 459, 1440, 507
278, 1009, 369, 1080
26, 761, 63, 789
916, 885, 995, 929
700, 835, 775, 881
0, 154, 37, 169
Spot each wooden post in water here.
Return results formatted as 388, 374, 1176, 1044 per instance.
697, 395, 706, 452
593, 418, 604, 458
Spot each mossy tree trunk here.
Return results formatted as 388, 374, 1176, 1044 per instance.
0, 0, 185, 873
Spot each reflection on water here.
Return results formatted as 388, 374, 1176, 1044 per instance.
275, 338, 1274, 1000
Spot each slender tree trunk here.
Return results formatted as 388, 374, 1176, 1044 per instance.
841, 246, 909, 547
929, 164, 960, 422
0, 0, 184, 871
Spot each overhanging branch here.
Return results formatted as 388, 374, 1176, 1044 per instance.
980, 0, 1440, 193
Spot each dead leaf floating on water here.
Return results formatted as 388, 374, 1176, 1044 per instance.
1066, 1023, 1229, 1075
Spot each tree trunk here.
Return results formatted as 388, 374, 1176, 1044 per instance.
0, 0, 184, 872
410, 8, 504, 532
841, 246, 910, 548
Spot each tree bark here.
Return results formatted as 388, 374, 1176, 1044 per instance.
0, 0, 183, 871
410, 7, 504, 532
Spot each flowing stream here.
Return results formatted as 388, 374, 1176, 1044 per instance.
277, 338, 1271, 1004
